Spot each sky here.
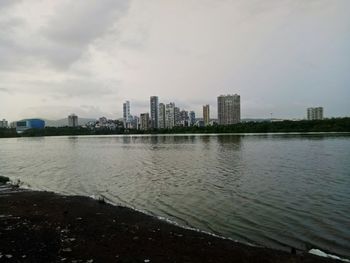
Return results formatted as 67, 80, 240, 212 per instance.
0, 0, 349, 121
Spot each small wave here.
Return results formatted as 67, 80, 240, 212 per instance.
309, 249, 350, 262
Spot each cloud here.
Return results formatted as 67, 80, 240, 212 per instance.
40, 0, 129, 69
0, 0, 130, 71
0, 88, 10, 93
1, 0, 349, 121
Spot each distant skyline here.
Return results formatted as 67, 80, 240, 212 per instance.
1, 0, 350, 121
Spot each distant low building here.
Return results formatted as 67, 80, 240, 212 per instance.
307, 107, 323, 120
68, 114, 79, 127
0, 119, 8, 128
16, 119, 45, 133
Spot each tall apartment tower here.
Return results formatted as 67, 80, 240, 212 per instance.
203, 105, 210, 126
180, 110, 189, 127
189, 111, 196, 126
68, 114, 78, 127
140, 113, 150, 130
150, 96, 159, 129
158, 103, 166, 129
165, 103, 175, 129
307, 107, 323, 120
174, 107, 181, 127
123, 101, 131, 128
217, 94, 241, 125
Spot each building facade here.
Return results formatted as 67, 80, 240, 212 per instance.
203, 104, 210, 126
140, 113, 150, 130
165, 103, 175, 129
0, 119, 8, 128
158, 103, 166, 129
307, 107, 323, 120
180, 110, 189, 127
189, 111, 196, 126
174, 107, 181, 127
68, 114, 79, 127
16, 119, 45, 133
123, 101, 132, 128
217, 94, 241, 125
150, 96, 159, 129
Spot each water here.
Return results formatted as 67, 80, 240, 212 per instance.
1, 134, 349, 257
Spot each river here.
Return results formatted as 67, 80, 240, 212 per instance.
1, 133, 349, 257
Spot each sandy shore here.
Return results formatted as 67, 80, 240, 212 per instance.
0, 186, 337, 263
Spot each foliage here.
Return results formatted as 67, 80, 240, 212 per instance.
0, 118, 349, 138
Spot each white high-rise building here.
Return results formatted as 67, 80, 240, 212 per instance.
158, 103, 166, 129
150, 96, 159, 129
68, 114, 78, 127
217, 94, 241, 125
165, 103, 175, 129
307, 107, 323, 120
123, 101, 132, 128
174, 107, 181, 127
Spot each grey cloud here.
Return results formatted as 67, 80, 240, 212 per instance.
43, 0, 128, 45
0, 87, 10, 93
0, 0, 21, 10
27, 78, 118, 98
39, 0, 129, 68
22, 105, 110, 120
0, 1, 130, 71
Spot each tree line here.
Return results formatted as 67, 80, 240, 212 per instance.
0, 118, 349, 138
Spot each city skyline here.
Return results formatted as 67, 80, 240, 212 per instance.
0, 1, 349, 121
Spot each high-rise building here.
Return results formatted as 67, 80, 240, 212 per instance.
0, 119, 8, 128
307, 107, 323, 120
150, 96, 159, 129
174, 107, 181, 126
123, 101, 132, 128
131, 116, 140, 130
158, 103, 166, 129
203, 105, 210, 126
180, 110, 189, 127
189, 111, 196, 126
165, 103, 175, 129
68, 114, 78, 127
140, 113, 150, 130
217, 94, 241, 125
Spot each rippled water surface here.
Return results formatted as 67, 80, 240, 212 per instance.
1, 134, 349, 257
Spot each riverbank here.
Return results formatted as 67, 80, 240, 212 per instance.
0, 185, 338, 262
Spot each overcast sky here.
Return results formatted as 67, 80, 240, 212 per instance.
0, 0, 349, 121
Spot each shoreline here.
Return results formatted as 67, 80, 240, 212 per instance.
1, 131, 350, 140
0, 185, 339, 262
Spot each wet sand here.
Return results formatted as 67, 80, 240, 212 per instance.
0, 186, 337, 263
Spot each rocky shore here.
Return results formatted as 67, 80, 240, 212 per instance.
0, 184, 338, 263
